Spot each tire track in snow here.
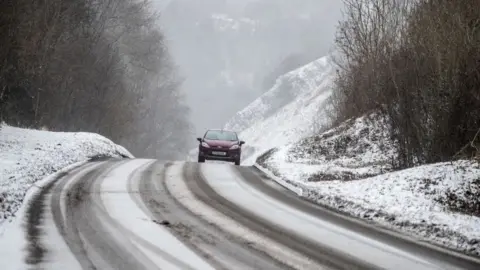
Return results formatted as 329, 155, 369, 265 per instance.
50, 160, 150, 270
120, 160, 206, 270
201, 163, 442, 270
184, 162, 375, 270
49, 161, 110, 269
24, 171, 67, 266
75, 160, 160, 270
164, 161, 331, 270
138, 161, 295, 270
47, 159, 213, 270
134, 161, 229, 270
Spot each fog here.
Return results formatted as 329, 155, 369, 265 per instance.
153, 0, 344, 136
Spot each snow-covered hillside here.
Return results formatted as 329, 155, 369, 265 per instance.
224, 56, 335, 164
0, 125, 132, 233
256, 114, 480, 256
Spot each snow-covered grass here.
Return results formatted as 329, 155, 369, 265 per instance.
257, 114, 480, 256
264, 113, 397, 182
0, 124, 132, 231
223, 56, 335, 165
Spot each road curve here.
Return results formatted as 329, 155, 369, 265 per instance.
3, 159, 480, 270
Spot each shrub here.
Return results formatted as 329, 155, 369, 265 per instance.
332, 0, 480, 168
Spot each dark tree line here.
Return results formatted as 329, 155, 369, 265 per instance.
332, 0, 480, 168
0, 0, 192, 159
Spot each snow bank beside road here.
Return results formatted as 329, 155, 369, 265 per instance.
257, 115, 480, 256
0, 124, 132, 231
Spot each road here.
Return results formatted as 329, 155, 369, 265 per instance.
5, 159, 480, 270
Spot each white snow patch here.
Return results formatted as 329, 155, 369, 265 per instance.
0, 124, 132, 232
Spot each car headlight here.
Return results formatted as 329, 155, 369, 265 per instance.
201, 142, 210, 148
230, 144, 239, 150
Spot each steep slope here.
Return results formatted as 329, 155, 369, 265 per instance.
225, 56, 335, 164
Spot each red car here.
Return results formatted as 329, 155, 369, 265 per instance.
197, 129, 245, 165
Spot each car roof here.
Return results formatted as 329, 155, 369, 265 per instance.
205, 128, 237, 134
206, 129, 237, 133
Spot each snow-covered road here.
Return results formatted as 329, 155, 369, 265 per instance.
2, 159, 480, 269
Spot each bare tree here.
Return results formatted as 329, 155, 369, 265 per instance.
331, 0, 480, 167
0, 0, 193, 159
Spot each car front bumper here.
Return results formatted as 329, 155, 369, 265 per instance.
199, 147, 241, 161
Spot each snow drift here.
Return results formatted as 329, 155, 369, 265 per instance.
0, 124, 132, 232
256, 114, 480, 256
224, 56, 335, 164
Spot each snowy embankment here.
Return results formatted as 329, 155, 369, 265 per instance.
0, 124, 132, 232
256, 114, 480, 256
223, 56, 335, 165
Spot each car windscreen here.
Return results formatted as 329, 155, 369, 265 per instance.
204, 130, 238, 141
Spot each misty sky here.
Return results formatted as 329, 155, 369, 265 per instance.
152, 0, 344, 136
